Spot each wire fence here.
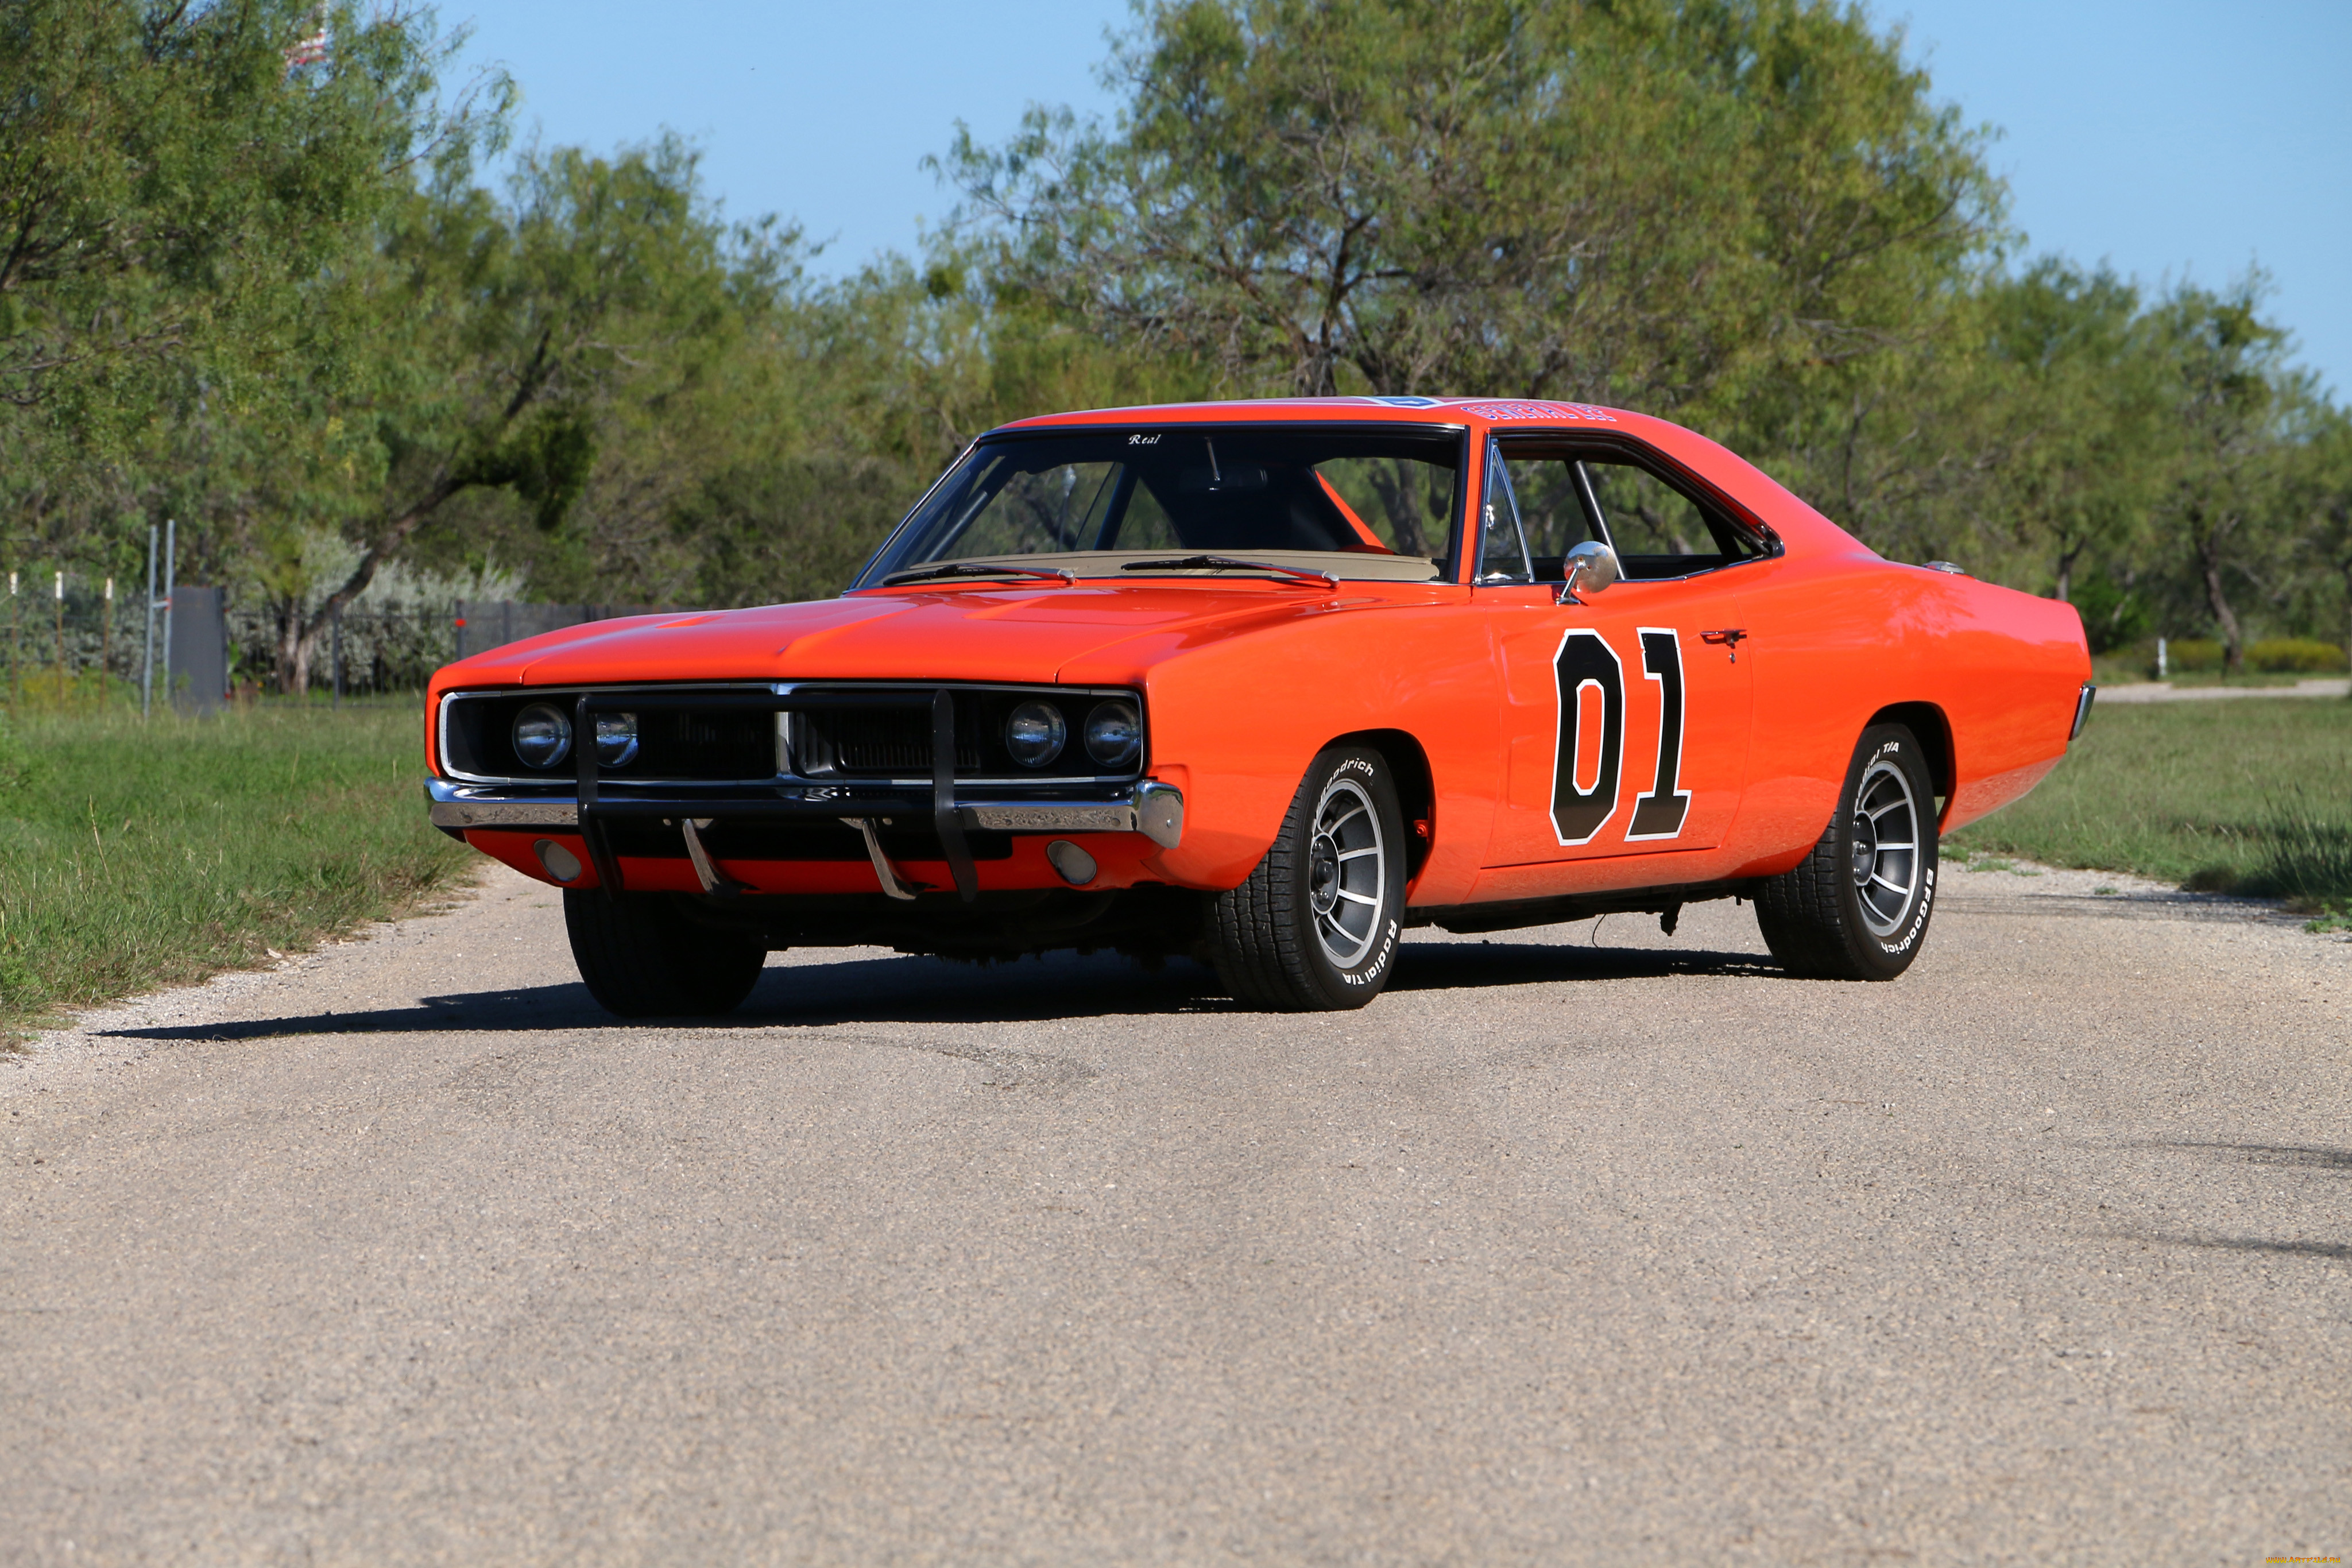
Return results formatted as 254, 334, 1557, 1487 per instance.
4, 581, 684, 715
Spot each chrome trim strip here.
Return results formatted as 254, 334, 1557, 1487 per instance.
432, 799, 579, 828
965, 804, 1136, 833
429, 781, 1186, 847
2071, 682, 2097, 741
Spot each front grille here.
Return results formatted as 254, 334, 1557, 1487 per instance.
640, 709, 771, 779
807, 707, 981, 776
442, 683, 1144, 784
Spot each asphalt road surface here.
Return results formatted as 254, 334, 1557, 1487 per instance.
6, 861, 2349, 1566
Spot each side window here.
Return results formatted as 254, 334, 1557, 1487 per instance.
1476, 440, 1533, 582
1476, 440, 1607, 583
1580, 456, 1764, 579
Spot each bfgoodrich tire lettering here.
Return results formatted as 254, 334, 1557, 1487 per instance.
1754, 723, 1938, 981
563, 890, 768, 1017
1209, 745, 1407, 1011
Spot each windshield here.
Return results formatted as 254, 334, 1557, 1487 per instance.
855, 425, 1465, 587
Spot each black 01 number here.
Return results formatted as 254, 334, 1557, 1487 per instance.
1551, 627, 1690, 846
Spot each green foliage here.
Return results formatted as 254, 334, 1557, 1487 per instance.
2245, 638, 2347, 673
2, 0, 2349, 685
2165, 638, 2224, 673
943, 0, 2001, 422
0, 715, 44, 797
2071, 572, 2152, 655
0, 704, 470, 1031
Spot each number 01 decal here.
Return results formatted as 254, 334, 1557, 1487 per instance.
1550, 627, 1691, 846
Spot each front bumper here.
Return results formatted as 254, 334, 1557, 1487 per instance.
431, 682, 1181, 902
426, 776, 1186, 847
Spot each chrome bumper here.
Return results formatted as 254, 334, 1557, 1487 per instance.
427, 777, 1186, 850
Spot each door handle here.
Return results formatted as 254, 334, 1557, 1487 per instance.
1700, 628, 1748, 663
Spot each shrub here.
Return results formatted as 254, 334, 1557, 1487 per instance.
2163, 638, 2223, 673
2071, 575, 2150, 655
2246, 638, 2347, 673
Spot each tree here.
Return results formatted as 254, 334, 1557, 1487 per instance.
1980, 260, 2167, 605
273, 137, 776, 688
2146, 281, 2301, 674
0, 0, 489, 425
941, 0, 2002, 434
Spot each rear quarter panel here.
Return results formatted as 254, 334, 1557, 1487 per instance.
1728, 554, 2090, 875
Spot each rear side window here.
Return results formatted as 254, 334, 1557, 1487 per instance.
1480, 438, 1767, 583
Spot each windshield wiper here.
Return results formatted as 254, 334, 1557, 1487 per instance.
881, 560, 1076, 588
1119, 555, 1339, 590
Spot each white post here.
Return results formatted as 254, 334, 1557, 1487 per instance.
2156, 636, 2168, 680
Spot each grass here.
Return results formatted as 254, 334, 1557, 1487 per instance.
0, 700, 471, 1038
1, 687, 2342, 1039
1945, 698, 2352, 921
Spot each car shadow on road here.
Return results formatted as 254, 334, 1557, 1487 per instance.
2119, 1140, 2352, 1262
1389, 939, 1784, 993
96, 935, 1786, 1042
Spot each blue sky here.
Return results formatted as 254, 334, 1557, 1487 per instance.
450, 1, 2351, 398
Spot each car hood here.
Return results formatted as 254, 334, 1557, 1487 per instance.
458, 584, 1371, 688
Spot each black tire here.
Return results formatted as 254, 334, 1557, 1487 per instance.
563, 891, 768, 1018
1755, 723, 1939, 981
1208, 745, 1407, 1011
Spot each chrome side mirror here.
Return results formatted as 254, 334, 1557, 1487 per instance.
1557, 540, 1622, 605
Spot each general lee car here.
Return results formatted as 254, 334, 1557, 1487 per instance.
424, 397, 2095, 1015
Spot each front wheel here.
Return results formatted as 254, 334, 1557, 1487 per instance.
1207, 745, 1407, 1011
1754, 723, 1939, 981
563, 891, 768, 1017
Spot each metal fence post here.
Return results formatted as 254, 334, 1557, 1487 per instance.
142, 528, 157, 718
53, 570, 64, 705
161, 519, 175, 711
331, 602, 343, 709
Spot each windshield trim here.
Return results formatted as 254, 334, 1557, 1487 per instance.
849, 421, 1474, 591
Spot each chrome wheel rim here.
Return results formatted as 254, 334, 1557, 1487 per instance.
1307, 776, 1386, 968
1850, 758, 1922, 938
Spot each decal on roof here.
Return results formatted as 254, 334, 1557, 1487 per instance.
1463, 401, 1619, 423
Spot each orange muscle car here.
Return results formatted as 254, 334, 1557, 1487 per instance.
425, 397, 2094, 1015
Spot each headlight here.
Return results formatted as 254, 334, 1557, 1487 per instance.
594, 711, 639, 767
1084, 699, 1142, 769
1005, 700, 1066, 767
512, 703, 572, 769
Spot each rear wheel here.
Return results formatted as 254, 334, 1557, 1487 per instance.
1208, 745, 1407, 1011
563, 891, 768, 1017
1755, 724, 1938, 981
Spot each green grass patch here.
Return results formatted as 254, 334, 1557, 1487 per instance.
0, 702, 470, 1037
1946, 699, 2352, 915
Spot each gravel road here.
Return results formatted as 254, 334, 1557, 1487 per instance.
5, 861, 2348, 1566
2098, 678, 2350, 703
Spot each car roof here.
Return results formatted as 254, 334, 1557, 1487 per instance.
993, 395, 1637, 434
991, 396, 1869, 561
